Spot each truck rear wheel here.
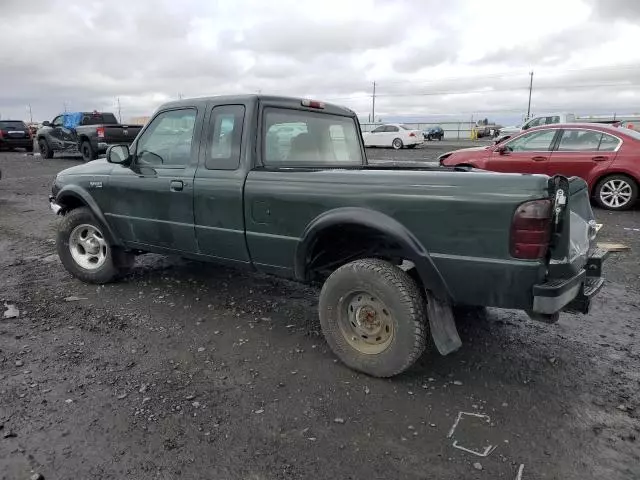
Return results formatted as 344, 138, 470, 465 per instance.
319, 258, 429, 377
57, 207, 134, 284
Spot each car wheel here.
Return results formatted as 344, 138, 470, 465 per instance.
38, 138, 53, 159
318, 258, 429, 377
438, 134, 443, 141
80, 141, 96, 162
594, 174, 638, 211
392, 138, 403, 150
57, 207, 134, 284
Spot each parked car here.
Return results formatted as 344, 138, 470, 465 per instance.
362, 124, 423, 149
500, 113, 576, 136
36, 111, 142, 162
439, 123, 640, 210
49, 95, 606, 378
0, 120, 33, 152
423, 126, 444, 141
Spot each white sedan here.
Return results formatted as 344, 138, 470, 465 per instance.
362, 124, 424, 149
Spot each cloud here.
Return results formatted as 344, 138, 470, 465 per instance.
1, 0, 640, 124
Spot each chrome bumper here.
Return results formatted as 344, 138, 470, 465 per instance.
49, 196, 62, 214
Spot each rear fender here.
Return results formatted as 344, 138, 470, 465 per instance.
296, 208, 460, 355
295, 207, 450, 299
55, 185, 122, 247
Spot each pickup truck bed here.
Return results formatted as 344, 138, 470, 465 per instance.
48, 95, 607, 378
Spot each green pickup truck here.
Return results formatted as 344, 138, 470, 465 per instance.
49, 95, 607, 377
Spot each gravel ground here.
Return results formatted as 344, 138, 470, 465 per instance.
1, 146, 639, 480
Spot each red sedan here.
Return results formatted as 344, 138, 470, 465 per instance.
439, 123, 640, 210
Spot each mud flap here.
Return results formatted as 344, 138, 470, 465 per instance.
425, 291, 462, 355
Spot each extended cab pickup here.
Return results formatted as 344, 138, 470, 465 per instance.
37, 112, 142, 162
49, 95, 607, 377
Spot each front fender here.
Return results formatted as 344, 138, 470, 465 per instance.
55, 185, 122, 247
295, 207, 451, 301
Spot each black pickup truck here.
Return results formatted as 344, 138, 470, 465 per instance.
49, 95, 607, 378
37, 112, 142, 162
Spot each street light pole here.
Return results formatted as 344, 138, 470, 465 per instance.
28, 104, 33, 123
371, 81, 376, 124
526, 71, 534, 119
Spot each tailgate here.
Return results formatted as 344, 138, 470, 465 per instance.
547, 176, 597, 278
103, 125, 142, 144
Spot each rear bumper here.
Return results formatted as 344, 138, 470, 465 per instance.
532, 247, 609, 314
0, 138, 33, 148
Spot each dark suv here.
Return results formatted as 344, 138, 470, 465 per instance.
0, 120, 33, 152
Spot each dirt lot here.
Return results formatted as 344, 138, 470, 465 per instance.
1, 144, 639, 480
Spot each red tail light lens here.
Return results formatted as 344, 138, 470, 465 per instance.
409, 132, 416, 137
301, 99, 325, 109
97, 126, 105, 138
510, 199, 552, 259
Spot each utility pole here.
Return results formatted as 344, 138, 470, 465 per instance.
63, 102, 68, 113
178, 92, 183, 100
371, 81, 376, 124
526, 71, 534, 120
117, 97, 122, 123
28, 104, 33, 123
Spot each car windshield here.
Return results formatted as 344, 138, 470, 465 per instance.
0, 121, 26, 129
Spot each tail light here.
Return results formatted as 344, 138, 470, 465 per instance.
510, 199, 552, 259
96, 126, 105, 138
409, 132, 416, 137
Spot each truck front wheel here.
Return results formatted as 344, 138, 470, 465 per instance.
80, 141, 97, 162
57, 207, 134, 284
319, 258, 429, 377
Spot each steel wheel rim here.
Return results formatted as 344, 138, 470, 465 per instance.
69, 224, 108, 270
600, 179, 632, 208
338, 291, 394, 355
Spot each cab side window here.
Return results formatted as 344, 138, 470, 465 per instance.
206, 105, 245, 170
505, 129, 557, 152
136, 109, 196, 168
371, 126, 385, 133
51, 116, 63, 127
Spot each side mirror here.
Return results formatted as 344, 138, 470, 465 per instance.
106, 144, 131, 165
496, 144, 510, 154
42, 121, 51, 127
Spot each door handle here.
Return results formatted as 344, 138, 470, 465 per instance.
532, 156, 548, 162
170, 180, 184, 192
592, 156, 608, 162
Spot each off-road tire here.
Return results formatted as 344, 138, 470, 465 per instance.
38, 138, 53, 159
57, 207, 133, 284
319, 258, 429, 377
80, 140, 97, 162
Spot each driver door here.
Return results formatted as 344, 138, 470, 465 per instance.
485, 128, 559, 174
48, 115, 75, 150
105, 107, 202, 253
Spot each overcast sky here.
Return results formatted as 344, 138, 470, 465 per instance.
1, 0, 640, 124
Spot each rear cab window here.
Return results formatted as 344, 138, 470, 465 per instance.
81, 113, 118, 125
263, 108, 363, 166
